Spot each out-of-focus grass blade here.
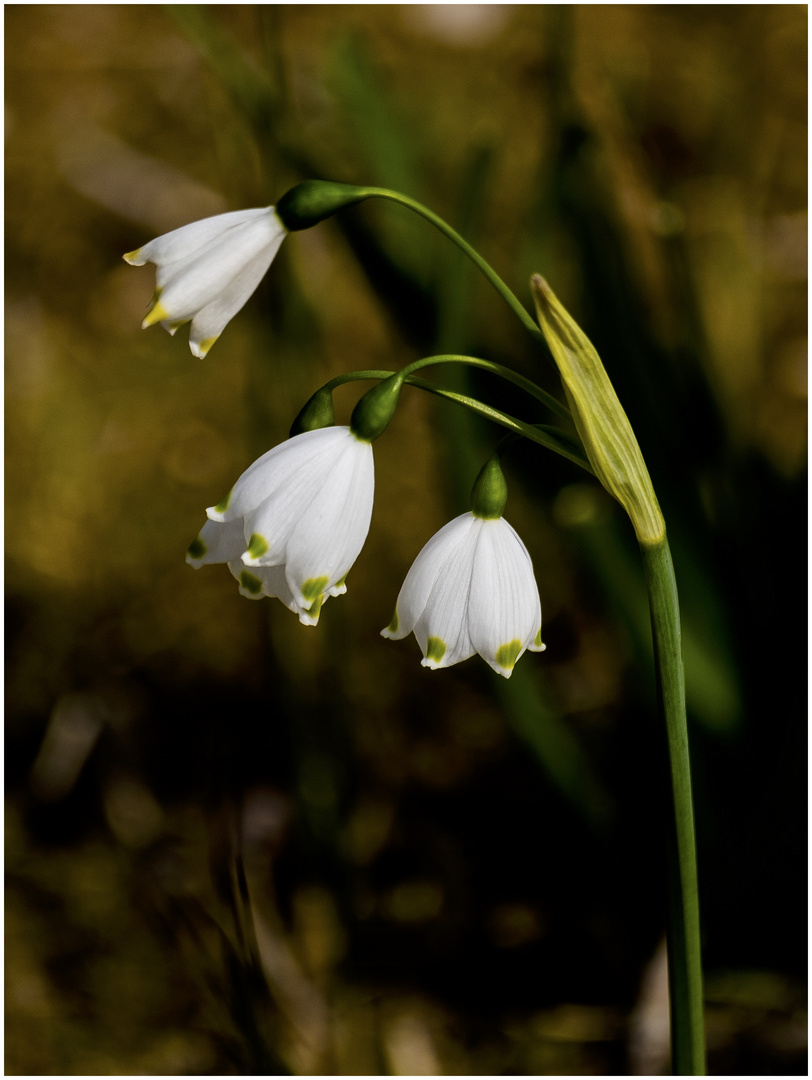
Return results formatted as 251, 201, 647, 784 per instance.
329, 33, 426, 276
557, 498, 741, 734
167, 5, 279, 132
497, 667, 615, 834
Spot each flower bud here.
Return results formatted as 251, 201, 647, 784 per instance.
289, 387, 336, 437
531, 275, 665, 545
470, 453, 508, 520
275, 181, 369, 232
350, 374, 404, 443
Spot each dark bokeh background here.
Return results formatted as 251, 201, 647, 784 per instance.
5, 5, 807, 1075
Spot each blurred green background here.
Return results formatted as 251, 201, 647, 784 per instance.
5, 4, 807, 1075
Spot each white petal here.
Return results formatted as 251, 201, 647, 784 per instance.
227, 558, 294, 607
240, 441, 340, 542
186, 517, 245, 568
467, 518, 541, 677
187, 243, 279, 357
154, 212, 285, 323
240, 429, 359, 561
133, 208, 278, 267
413, 517, 483, 669
283, 438, 374, 607
208, 428, 342, 525
382, 513, 477, 641
381, 516, 462, 640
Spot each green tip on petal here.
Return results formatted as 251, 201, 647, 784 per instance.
302, 576, 329, 604
187, 535, 207, 560
425, 636, 447, 664
123, 248, 142, 264
387, 609, 399, 634
213, 490, 232, 514
533, 628, 547, 651
495, 639, 522, 671
239, 570, 263, 596
246, 533, 269, 559
305, 593, 324, 623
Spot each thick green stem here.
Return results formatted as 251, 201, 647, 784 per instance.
641, 537, 705, 1075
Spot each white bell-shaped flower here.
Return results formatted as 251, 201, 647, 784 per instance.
382, 512, 545, 677
187, 426, 375, 625
124, 207, 287, 358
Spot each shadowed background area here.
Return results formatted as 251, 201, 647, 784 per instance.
5, 5, 807, 1075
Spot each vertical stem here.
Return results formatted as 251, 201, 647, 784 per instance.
640, 536, 706, 1075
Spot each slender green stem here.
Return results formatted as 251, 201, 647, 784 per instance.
359, 187, 547, 349
400, 353, 571, 422
324, 369, 593, 474
641, 537, 705, 1075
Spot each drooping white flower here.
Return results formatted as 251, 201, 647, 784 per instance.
382, 512, 545, 677
186, 426, 374, 625
124, 207, 287, 358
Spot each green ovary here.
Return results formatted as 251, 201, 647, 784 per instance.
239, 570, 263, 595
425, 637, 446, 663
495, 639, 522, 670
187, 536, 206, 560
302, 576, 329, 604
247, 533, 269, 559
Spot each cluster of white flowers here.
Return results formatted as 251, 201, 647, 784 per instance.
128, 209, 545, 678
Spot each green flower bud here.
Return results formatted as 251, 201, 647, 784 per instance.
350, 374, 404, 443
531, 275, 664, 545
275, 181, 369, 232
289, 387, 336, 437
470, 453, 508, 520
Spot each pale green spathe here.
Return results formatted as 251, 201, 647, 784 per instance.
531, 275, 665, 545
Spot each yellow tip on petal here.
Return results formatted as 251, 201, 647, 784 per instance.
141, 300, 169, 329
122, 248, 142, 264
190, 336, 219, 358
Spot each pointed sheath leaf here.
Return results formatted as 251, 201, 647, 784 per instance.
531, 275, 664, 545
